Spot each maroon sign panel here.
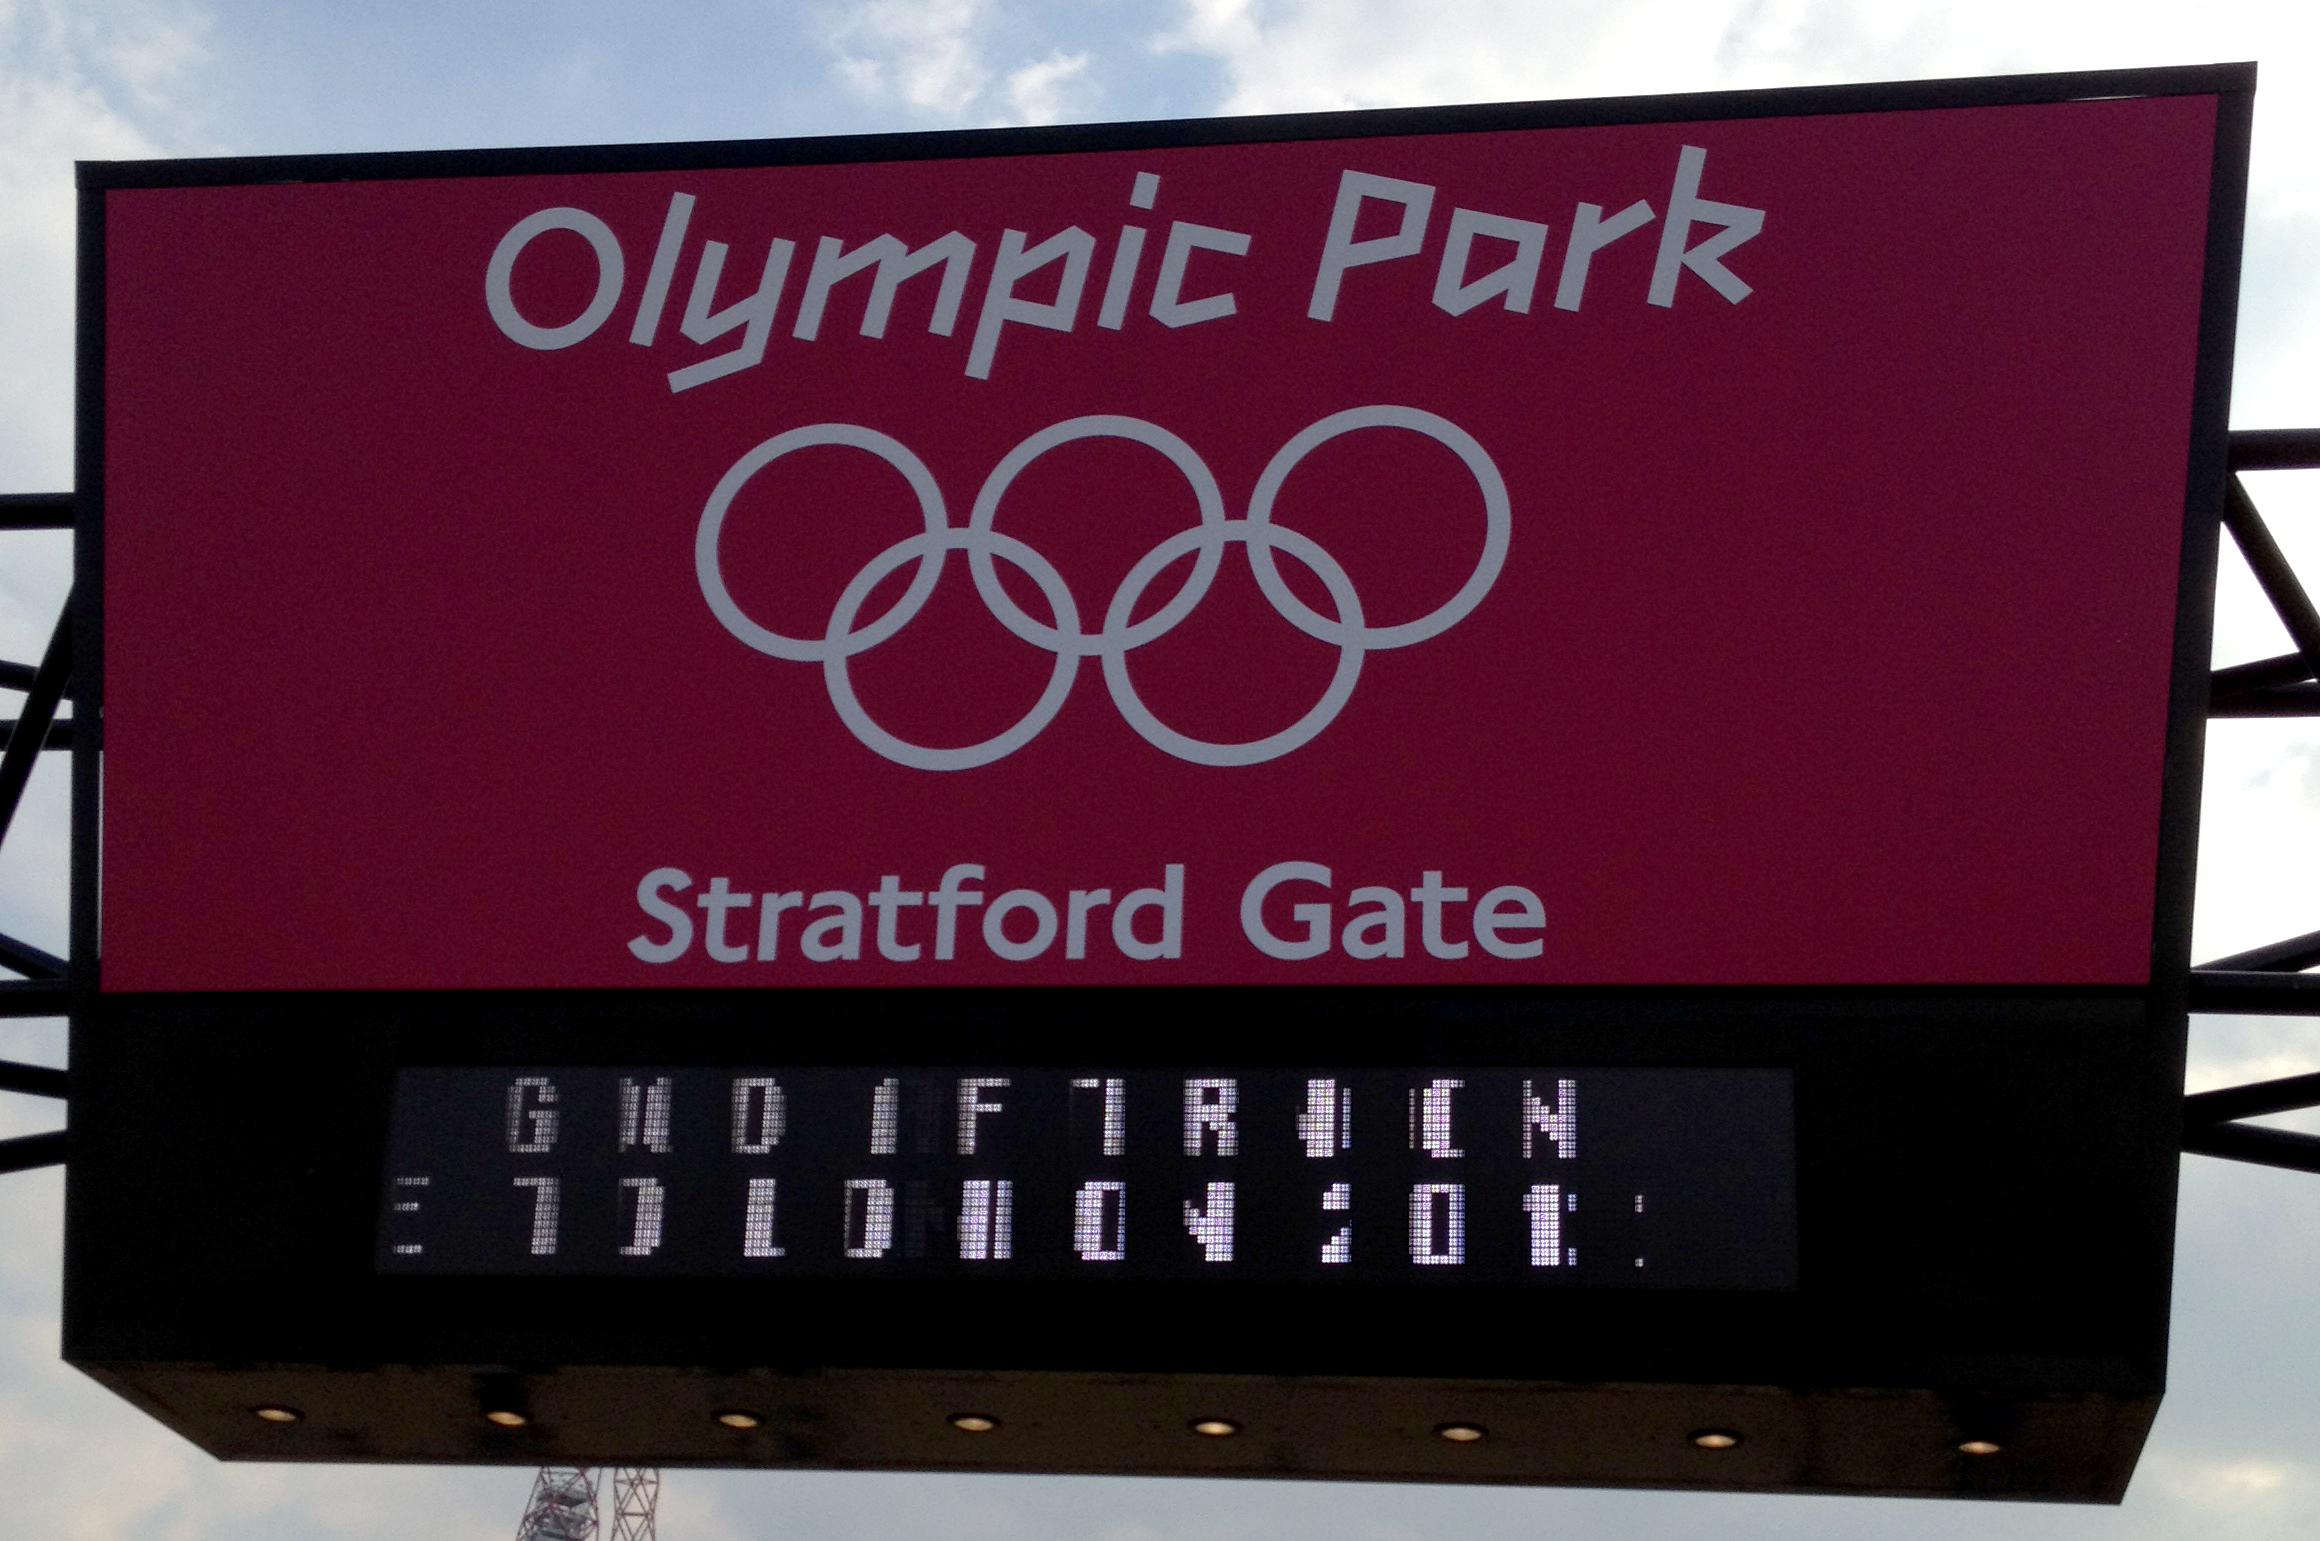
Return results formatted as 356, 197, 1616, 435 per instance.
100, 94, 2217, 992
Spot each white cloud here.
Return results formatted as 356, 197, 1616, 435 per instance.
827, 0, 1104, 127
2138, 1448, 2317, 1532
1156, 0, 2317, 123
831, 0, 997, 119
1005, 49, 1092, 125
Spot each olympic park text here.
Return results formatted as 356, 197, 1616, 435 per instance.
484, 149, 1766, 389
628, 861, 1550, 965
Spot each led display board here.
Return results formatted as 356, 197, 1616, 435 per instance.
378, 1067, 1799, 1286
66, 62, 2248, 1501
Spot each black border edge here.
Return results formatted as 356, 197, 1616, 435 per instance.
2143, 73, 2256, 1389
71, 187, 101, 989
65, 170, 105, 1363
72, 62, 2258, 191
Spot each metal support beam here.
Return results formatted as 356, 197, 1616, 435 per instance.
2186, 1069, 2320, 1124
2182, 1120, 2320, 1175
2212, 651, 2312, 696
0, 1130, 65, 1174
0, 931, 65, 982
2229, 427, 2320, 470
0, 720, 75, 750
2199, 926, 2320, 974
0, 1059, 65, 1098
2186, 970, 2320, 1013
0, 493, 71, 531
2212, 430, 2320, 707
0, 980, 69, 1017
2211, 684, 2320, 716
0, 592, 69, 852
2210, 653, 2320, 714
2223, 477, 2320, 681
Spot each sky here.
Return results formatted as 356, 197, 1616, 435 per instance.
5, 0, 2320, 1536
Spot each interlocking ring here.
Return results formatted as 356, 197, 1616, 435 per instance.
695, 405, 1512, 770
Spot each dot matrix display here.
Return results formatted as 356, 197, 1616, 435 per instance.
379, 1068, 1797, 1288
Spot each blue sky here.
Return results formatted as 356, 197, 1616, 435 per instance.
7, 0, 2320, 1537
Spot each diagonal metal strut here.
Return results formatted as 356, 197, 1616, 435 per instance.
0, 1130, 65, 1174
0, 587, 71, 857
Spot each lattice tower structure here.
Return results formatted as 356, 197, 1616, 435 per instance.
514, 1466, 600, 1541
608, 1467, 661, 1541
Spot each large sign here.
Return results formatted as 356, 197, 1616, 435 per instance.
67, 63, 2249, 1502
99, 78, 2216, 992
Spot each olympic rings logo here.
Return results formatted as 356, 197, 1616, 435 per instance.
695, 405, 1511, 771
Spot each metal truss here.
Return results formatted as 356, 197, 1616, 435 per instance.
607, 1467, 662, 1541
514, 1466, 601, 1541
2182, 427, 2320, 1173
502, 1465, 659, 1540
0, 488, 70, 1178
7, 438, 2320, 1175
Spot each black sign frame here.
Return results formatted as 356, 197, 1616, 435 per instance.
64, 60, 2252, 1501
